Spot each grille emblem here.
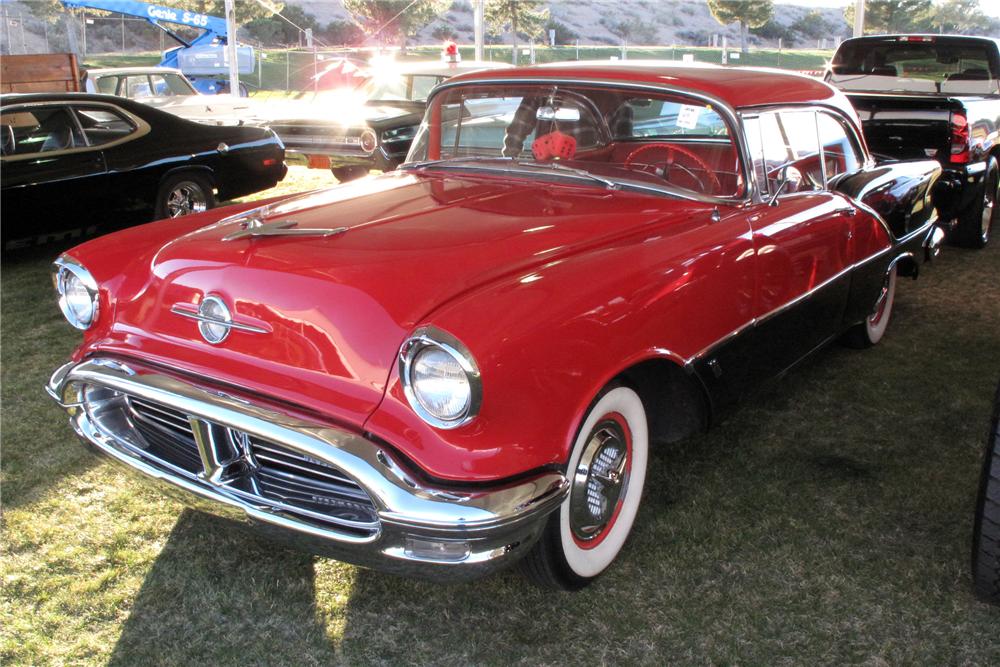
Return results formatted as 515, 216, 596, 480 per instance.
197, 295, 232, 344
170, 294, 270, 343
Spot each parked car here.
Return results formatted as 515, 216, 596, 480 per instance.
266, 59, 510, 182
825, 35, 1000, 248
82, 66, 259, 126
48, 62, 944, 589
1, 92, 286, 251
972, 379, 1000, 605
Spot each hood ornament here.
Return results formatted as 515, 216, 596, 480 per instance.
222, 218, 348, 242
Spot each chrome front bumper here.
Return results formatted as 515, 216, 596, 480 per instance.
47, 358, 568, 581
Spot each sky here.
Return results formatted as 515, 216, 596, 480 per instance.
773, 0, 1000, 18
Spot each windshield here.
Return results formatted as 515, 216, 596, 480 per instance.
406, 83, 743, 198
368, 74, 445, 102
829, 38, 1000, 95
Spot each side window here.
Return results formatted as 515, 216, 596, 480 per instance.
408, 75, 440, 101
619, 98, 730, 139
125, 75, 153, 98
744, 111, 820, 194
0, 106, 84, 156
95, 76, 119, 95
817, 112, 863, 180
148, 74, 174, 96
72, 106, 137, 146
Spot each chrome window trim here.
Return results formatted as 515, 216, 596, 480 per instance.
398, 325, 483, 430
421, 76, 753, 206
0, 100, 150, 162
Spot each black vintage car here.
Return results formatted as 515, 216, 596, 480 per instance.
1, 92, 286, 251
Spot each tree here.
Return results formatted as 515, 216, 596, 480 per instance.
245, 5, 319, 45
484, 0, 548, 64
844, 0, 934, 35
927, 0, 991, 35
604, 18, 658, 46
707, 0, 773, 53
343, 0, 449, 49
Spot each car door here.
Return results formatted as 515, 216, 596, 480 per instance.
1, 103, 108, 249
740, 108, 857, 378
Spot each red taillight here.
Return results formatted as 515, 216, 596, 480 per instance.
899, 36, 934, 42
950, 111, 970, 164
262, 158, 277, 167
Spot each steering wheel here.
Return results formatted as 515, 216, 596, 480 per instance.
624, 143, 722, 194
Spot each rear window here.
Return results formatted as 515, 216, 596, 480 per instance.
830, 38, 999, 94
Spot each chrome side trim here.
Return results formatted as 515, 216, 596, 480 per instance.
685, 215, 937, 365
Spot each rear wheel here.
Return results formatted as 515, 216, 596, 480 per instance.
331, 166, 369, 183
972, 381, 1000, 605
520, 385, 648, 590
843, 264, 897, 349
954, 157, 998, 249
154, 172, 215, 220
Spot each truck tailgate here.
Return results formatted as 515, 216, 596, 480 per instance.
847, 93, 960, 162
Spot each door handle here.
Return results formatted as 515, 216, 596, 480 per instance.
835, 206, 857, 216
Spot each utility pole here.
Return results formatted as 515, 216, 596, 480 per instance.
121, 14, 125, 55
2, 4, 11, 55
224, 0, 240, 96
853, 0, 865, 37
473, 0, 484, 61
81, 11, 87, 57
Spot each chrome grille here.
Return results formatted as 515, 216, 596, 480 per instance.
128, 397, 202, 474
249, 438, 380, 529
123, 394, 379, 536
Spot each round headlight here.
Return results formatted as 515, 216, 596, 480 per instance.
360, 128, 377, 153
400, 327, 481, 429
53, 256, 99, 330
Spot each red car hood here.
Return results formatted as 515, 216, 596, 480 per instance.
99, 171, 707, 426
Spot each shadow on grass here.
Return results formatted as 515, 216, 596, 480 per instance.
107, 510, 339, 666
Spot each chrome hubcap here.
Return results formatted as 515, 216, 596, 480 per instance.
166, 181, 208, 218
569, 421, 629, 543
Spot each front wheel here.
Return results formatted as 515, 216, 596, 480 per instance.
520, 385, 649, 590
954, 158, 998, 249
972, 380, 1000, 605
842, 264, 898, 349
154, 172, 215, 220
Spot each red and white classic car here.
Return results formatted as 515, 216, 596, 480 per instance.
49, 62, 944, 590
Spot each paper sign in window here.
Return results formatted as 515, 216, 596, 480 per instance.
676, 105, 702, 130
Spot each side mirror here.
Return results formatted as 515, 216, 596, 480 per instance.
768, 166, 803, 206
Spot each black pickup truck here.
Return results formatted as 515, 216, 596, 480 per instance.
826, 35, 1000, 248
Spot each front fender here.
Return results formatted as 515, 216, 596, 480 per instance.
363, 206, 755, 483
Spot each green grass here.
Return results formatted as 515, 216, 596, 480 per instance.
3, 166, 999, 665
80, 46, 832, 93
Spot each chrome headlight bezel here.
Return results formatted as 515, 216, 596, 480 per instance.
398, 326, 482, 430
52, 255, 99, 330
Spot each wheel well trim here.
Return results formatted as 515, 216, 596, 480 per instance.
562, 348, 711, 465
159, 164, 216, 188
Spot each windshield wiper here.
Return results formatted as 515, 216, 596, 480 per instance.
402, 156, 617, 190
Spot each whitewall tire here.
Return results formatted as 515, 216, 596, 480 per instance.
521, 385, 649, 589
